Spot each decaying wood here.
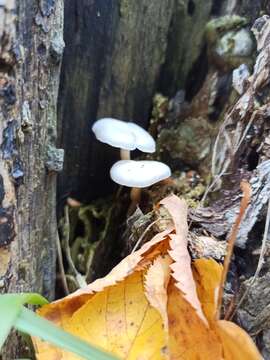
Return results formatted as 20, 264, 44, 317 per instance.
0, 0, 64, 358
190, 160, 270, 247
188, 15, 270, 356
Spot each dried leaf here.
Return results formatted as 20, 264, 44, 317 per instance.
39, 227, 173, 323
144, 255, 172, 331
193, 258, 223, 322
35, 272, 166, 360
160, 195, 207, 324
34, 194, 261, 360
167, 280, 223, 360
192, 259, 261, 359
216, 320, 262, 360
217, 180, 252, 319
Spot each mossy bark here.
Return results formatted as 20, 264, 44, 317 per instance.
0, 0, 64, 358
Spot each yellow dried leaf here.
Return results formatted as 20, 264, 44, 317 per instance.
39, 227, 173, 323
216, 320, 262, 360
193, 258, 223, 322
35, 272, 166, 360
192, 259, 261, 359
34, 195, 262, 360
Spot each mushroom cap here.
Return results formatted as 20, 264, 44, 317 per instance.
126, 122, 156, 153
110, 160, 171, 188
92, 118, 156, 153
92, 118, 136, 151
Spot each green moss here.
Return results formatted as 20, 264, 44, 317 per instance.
60, 197, 116, 276
206, 15, 248, 44
205, 15, 254, 70
157, 116, 213, 166
119, 0, 132, 17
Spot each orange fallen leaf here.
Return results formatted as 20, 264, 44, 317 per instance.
167, 280, 223, 360
216, 320, 262, 360
192, 259, 261, 360
39, 226, 173, 324
193, 258, 223, 323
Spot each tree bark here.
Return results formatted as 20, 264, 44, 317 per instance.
0, 0, 64, 358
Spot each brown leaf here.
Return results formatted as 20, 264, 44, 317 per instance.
160, 195, 207, 324
144, 255, 172, 331
167, 280, 223, 360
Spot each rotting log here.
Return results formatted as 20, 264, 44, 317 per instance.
0, 0, 64, 358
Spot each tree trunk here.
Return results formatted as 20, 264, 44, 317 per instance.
0, 0, 64, 358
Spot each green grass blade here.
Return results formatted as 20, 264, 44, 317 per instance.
0, 293, 48, 349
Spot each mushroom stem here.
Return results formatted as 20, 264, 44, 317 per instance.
120, 148, 130, 160
128, 187, 141, 215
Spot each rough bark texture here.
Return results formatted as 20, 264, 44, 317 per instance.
158, 0, 213, 96
0, 0, 64, 358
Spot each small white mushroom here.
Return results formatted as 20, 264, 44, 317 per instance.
92, 118, 155, 160
110, 160, 171, 187
110, 160, 171, 214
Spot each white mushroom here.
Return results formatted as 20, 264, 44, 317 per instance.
110, 160, 171, 214
92, 118, 155, 160
110, 160, 171, 187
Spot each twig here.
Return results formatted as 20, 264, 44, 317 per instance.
63, 205, 87, 288
227, 197, 270, 320
132, 219, 160, 253
56, 231, 69, 295
216, 180, 252, 320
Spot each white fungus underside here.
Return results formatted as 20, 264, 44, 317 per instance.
110, 160, 171, 188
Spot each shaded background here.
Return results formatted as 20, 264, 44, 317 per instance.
57, 0, 270, 203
